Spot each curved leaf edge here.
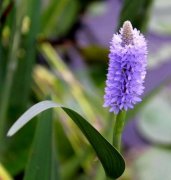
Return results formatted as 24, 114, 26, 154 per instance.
7, 100, 125, 178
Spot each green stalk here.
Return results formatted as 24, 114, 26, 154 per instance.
113, 111, 126, 152
106, 111, 126, 180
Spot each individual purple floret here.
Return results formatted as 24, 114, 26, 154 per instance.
103, 21, 147, 114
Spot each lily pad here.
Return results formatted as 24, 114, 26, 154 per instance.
138, 88, 171, 145
149, 0, 171, 35
133, 147, 171, 180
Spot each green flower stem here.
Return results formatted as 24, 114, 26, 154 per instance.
113, 111, 126, 152
106, 111, 126, 180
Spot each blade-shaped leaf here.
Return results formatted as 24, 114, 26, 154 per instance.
7, 101, 125, 178
24, 109, 59, 180
1, 0, 42, 175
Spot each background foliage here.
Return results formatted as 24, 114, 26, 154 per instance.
1, 0, 171, 179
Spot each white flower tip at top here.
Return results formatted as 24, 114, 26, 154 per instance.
122, 20, 133, 45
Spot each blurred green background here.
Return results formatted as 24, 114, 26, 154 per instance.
1, 0, 171, 179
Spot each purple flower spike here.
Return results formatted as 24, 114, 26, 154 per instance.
103, 21, 147, 114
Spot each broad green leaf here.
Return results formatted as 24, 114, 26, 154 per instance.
7, 101, 125, 178
24, 109, 59, 180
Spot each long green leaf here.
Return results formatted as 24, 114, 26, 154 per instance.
7, 101, 125, 178
11, 0, 41, 111
1, 0, 41, 175
24, 109, 59, 180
